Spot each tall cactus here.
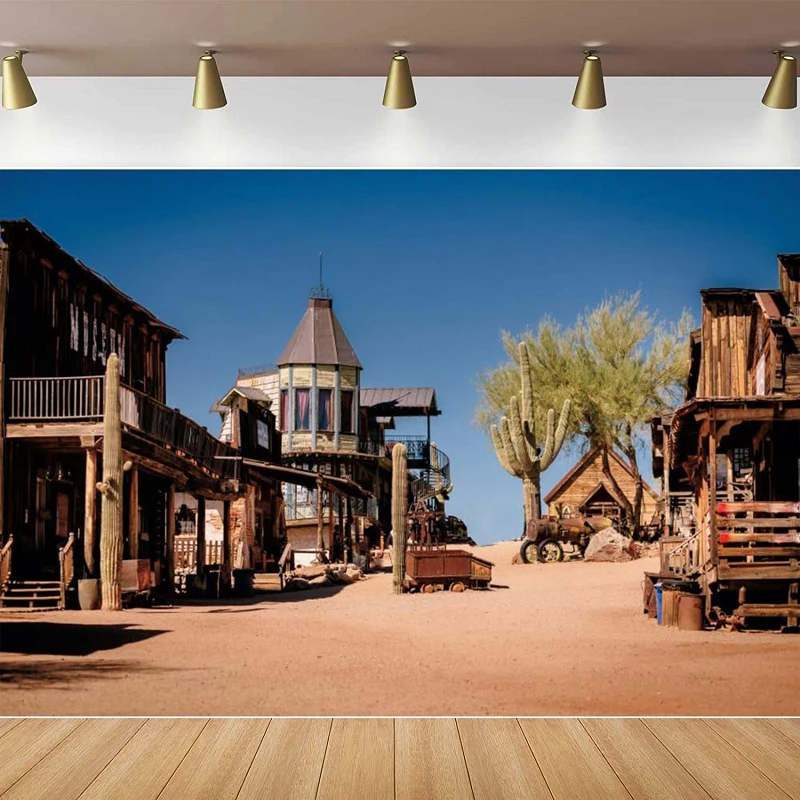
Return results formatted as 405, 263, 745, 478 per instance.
491, 341, 571, 527
391, 443, 408, 595
97, 354, 123, 611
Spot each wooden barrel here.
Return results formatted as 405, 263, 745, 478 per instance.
678, 594, 705, 631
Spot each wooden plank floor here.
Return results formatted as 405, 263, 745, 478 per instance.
0, 718, 798, 799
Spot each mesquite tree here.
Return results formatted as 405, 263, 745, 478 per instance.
489, 341, 571, 527
391, 443, 408, 595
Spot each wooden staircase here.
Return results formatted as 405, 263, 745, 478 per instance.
0, 579, 62, 609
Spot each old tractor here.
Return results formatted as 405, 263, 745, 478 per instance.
520, 515, 613, 563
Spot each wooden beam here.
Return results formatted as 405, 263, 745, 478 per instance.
709, 416, 718, 565
128, 464, 139, 559
328, 490, 335, 562
6, 422, 105, 439
84, 447, 98, 577
0, 238, 8, 542
196, 496, 206, 575
316, 476, 325, 557
221, 499, 231, 596
166, 482, 176, 594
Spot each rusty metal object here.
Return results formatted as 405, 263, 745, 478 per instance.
405, 546, 493, 592
520, 515, 611, 563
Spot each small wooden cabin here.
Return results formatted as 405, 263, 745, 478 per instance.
544, 447, 661, 529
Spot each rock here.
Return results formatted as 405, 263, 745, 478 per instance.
284, 577, 310, 591
584, 528, 638, 562
294, 564, 329, 580
345, 567, 364, 582
308, 575, 332, 587
511, 553, 522, 565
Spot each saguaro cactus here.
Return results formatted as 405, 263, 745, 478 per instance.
97, 354, 124, 611
391, 443, 408, 595
491, 342, 571, 527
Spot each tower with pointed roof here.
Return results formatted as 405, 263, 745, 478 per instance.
276, 292, 362, 455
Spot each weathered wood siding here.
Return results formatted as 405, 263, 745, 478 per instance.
546, 449, 660, 525
697, 295, 752, 398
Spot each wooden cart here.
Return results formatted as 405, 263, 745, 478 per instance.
404, 546, 493, 592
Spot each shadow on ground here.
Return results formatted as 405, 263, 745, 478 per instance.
168, 583, 349, 610
0, 621, 168, 656
0, 658, 158, 689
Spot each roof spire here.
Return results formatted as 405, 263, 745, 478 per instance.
310, 250, 331, 300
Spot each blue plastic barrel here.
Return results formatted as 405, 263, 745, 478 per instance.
655, 583, 664, 625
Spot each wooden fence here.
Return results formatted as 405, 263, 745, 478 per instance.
173, 534, 223, 571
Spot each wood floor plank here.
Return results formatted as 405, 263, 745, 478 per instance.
581, 718, 713, 800
0, 718, 85, 795
457, 718, 552, 800
157, 718, 270, 800
1, 719, 145, 800
237, 718, 332, 800
766, 718, 800, 747
644, 719, 792, 800
518, 718, 632, 800
0, 719, 24, 743
705, 718, 800, 798
316, 718, 393, 800
77, 718, 208, 800
395, 718, 474, 800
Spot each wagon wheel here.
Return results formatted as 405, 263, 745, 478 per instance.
422, 583, 435, 594
450, 581, 466, 593
519, 540, 538, 564
537, 538, 565, 563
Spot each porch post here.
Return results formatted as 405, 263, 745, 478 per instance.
328, 489, 335, 562
222, 499, 232, 595
166, 482, 176, 593
345, 495, 353, 564
84, 447, 98, 576
128, 464, 139, 559
709, 417, 718, 565
196, 496, 206, 575
0, 238, 9, 542
316, 476, 325, 557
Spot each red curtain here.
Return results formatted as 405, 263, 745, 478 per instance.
340, 390, 353, 434
295, 388, 310, 430
319, 389, 332, 431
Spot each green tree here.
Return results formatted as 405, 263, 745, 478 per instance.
477, 291, 692, 530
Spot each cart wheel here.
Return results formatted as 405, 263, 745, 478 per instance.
537, 539, 564, 563
519, 540, 538, 564
422, 583, 435, 594
450, 581, 466, 593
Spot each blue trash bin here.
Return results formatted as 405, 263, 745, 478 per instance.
655, 583, 664, 625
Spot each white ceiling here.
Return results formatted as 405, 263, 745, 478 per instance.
0, 0, 798, 77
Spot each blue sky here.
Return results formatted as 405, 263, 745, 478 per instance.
1, 170, 799, 544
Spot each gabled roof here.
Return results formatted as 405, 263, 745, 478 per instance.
360, 387, 440, 417
277, 296, 361, 369
0, 218, 184, 342
211, 386, 272, 414
544, 446, 659, 505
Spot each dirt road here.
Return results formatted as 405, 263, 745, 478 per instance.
1, 541, 798, 716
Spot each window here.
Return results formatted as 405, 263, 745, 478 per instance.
294, 388, 311, 431
340, 390, 354, 434
280, 389, 289, 431
318, 388, 333, 431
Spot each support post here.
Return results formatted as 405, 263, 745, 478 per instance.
0, 238, 9, 543
166, 482, 176, 593
222, 499, 231, 595
84, 447, 97, 576
709, 417, 718, 565
196, 496, 206, 575
128, 464, 139, 559
345, 496, 353, 564
328, 490, 335, 562
316, 476, 325, 558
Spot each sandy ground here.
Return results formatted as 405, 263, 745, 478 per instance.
1, 541, 798, 716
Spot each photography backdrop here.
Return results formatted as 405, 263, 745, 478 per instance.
1, 77, 800, 168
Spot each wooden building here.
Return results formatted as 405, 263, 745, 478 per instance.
652, 255, 800, 628
215, 288, 452, 564
544, 447, 661, 530
0, 220, 282, 607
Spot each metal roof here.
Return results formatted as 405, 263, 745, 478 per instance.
0, 218, 185, 341
360, 387, 440, 417
277, 297, 361, 368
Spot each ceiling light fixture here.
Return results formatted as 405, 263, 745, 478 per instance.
382, 50, 416, 109
2, 50, 37, 110
762, 50, 797, 109
572, 50, 606, 110
192, 50, 227, 109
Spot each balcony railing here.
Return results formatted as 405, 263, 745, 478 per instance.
8, 376, 239, 481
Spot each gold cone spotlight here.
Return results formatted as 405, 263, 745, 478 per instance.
382, 50, 416, 109
2, 50, 37, 110
572, 50, 606, 110
193, 50, 226, 109
762, 51, 797, 109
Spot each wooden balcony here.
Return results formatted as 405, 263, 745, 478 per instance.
7, 376, 239, 481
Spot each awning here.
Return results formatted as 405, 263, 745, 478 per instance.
242, 458, 372, 499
